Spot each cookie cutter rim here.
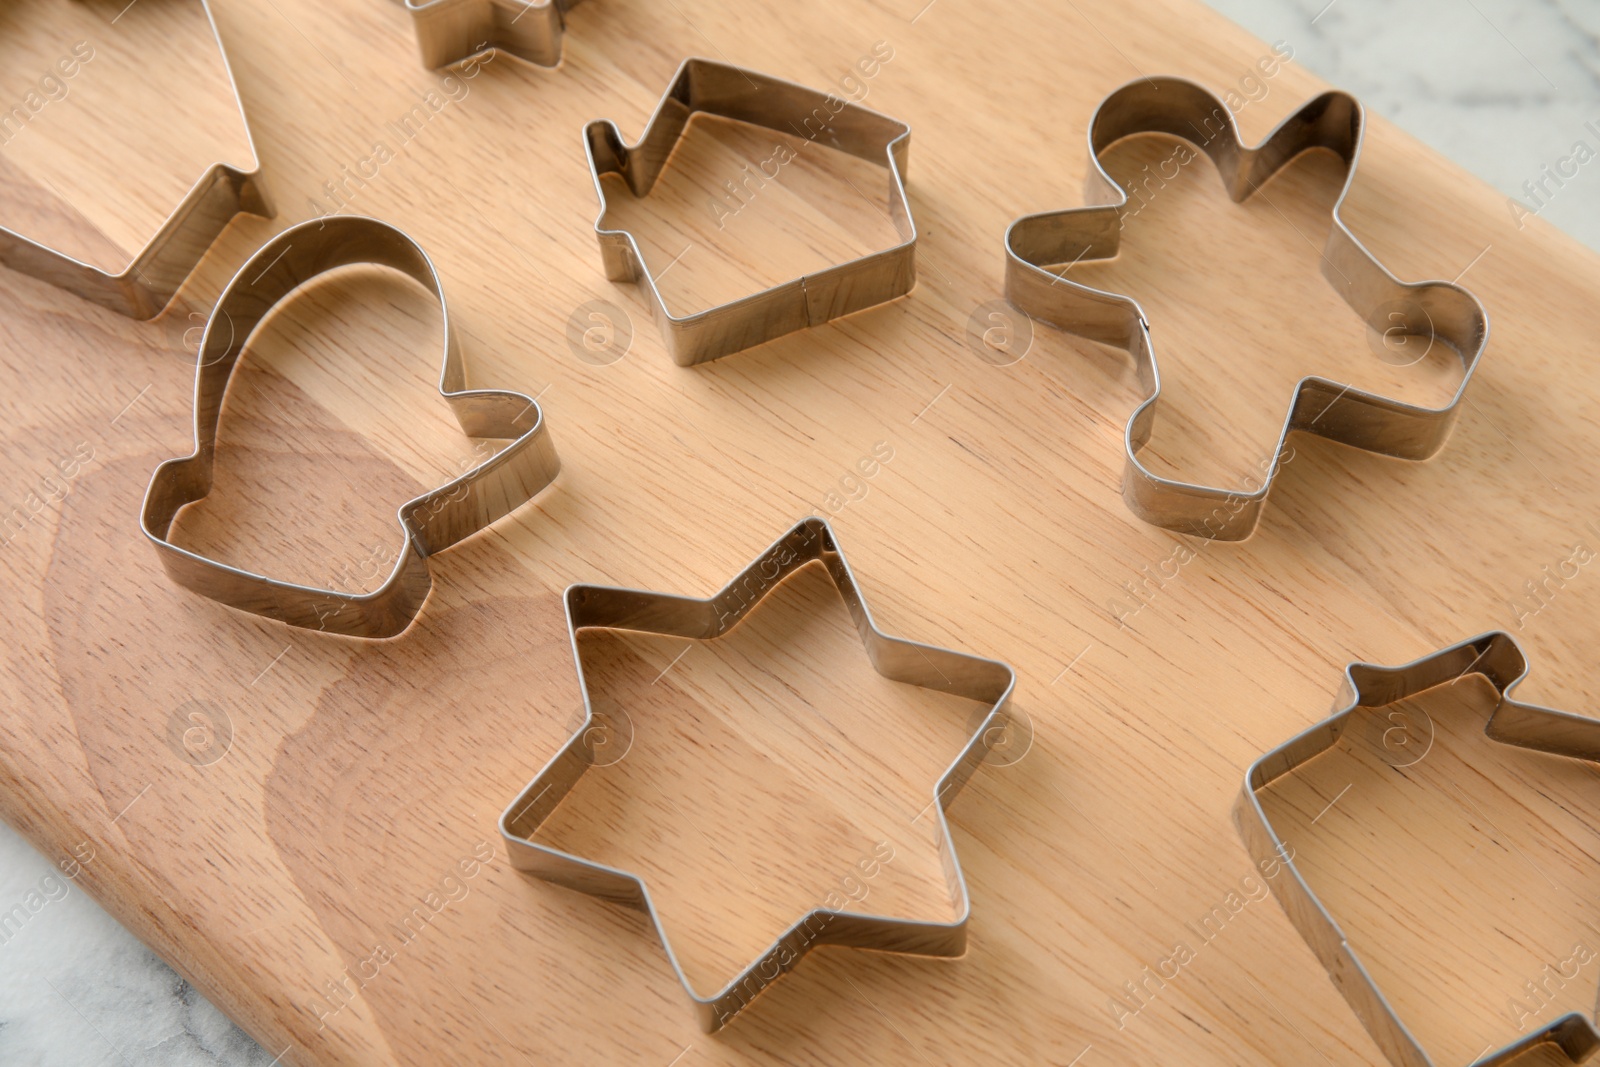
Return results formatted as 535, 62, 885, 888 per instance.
1237, 631, 1600, 1067
394, 0, 583, 69
585, 56, 916, 366
139, 214, 560, 639
0, 0, 272, 318
1003, 76, 1490, 540
499, 515, 1016, 1032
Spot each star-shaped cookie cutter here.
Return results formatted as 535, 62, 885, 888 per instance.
1237, 632, 1600, 1067
393, 0, 583, 69
0, 0, 271, 318
585, 57, 916, 366
1004, 77, 1490, 540
499, 516, 1015, 1031
140, 215, 560, 639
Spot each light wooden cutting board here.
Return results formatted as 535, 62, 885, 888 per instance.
2, 0, 1597, 1064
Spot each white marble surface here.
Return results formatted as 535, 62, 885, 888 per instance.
3, 1, 1597, 1063
0, 830, 273, 1065
1205, 0, 1600, 251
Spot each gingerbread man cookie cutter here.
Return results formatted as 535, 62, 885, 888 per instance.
1004, 77, 1489, 540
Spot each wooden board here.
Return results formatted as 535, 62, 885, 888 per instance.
2, 0, 1598, 1064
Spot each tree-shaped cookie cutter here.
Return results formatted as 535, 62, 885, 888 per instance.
0, 0, 272, 317
500, 516, 1015, 1031
1005, 77, 1489, 540
1237, 632, 1600, 1066
585, 57, 916, 365
141, 215, 559, 638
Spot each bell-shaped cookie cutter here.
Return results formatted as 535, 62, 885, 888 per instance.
140, 215, 560, 638
500, 516, 1015, 1031
1238, 632, 1600, 1067
1004, 77, 1489, 540
0, 0, 272, 318
393, 0, 583, 69
586, 57, 916, 365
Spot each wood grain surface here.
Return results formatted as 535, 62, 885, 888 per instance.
1, 0, 1597, 1064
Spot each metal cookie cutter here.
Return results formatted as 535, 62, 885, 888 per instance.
140, 215, 560, 639
0, 0, 271, 318
500, 516, 1015, 1031
1237, 632, 1600, 1067
1004, 77, 1489, 540
585, 57, 916, 366
393, 0, 583, 69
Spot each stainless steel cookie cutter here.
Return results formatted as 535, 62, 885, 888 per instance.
141, 215, 560, 639
0, 0, 272, 318
1004, 77, 1489, 540
586, 57, 916, 366
1237, 632, 1600, 1067
393, 0, 583, 69
499, 516, 1015, 1031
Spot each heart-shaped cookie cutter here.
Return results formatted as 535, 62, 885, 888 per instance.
140, 215, 560, 638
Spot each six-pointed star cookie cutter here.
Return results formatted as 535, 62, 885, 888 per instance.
1237, 631, 1600, 1067
585, 57, 916, 365
393, 0, 583, 69
0, 0, 272, 318
140, 215, 560, 639
499, 516, 1016, 1031
1004, 77, 1490, 540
